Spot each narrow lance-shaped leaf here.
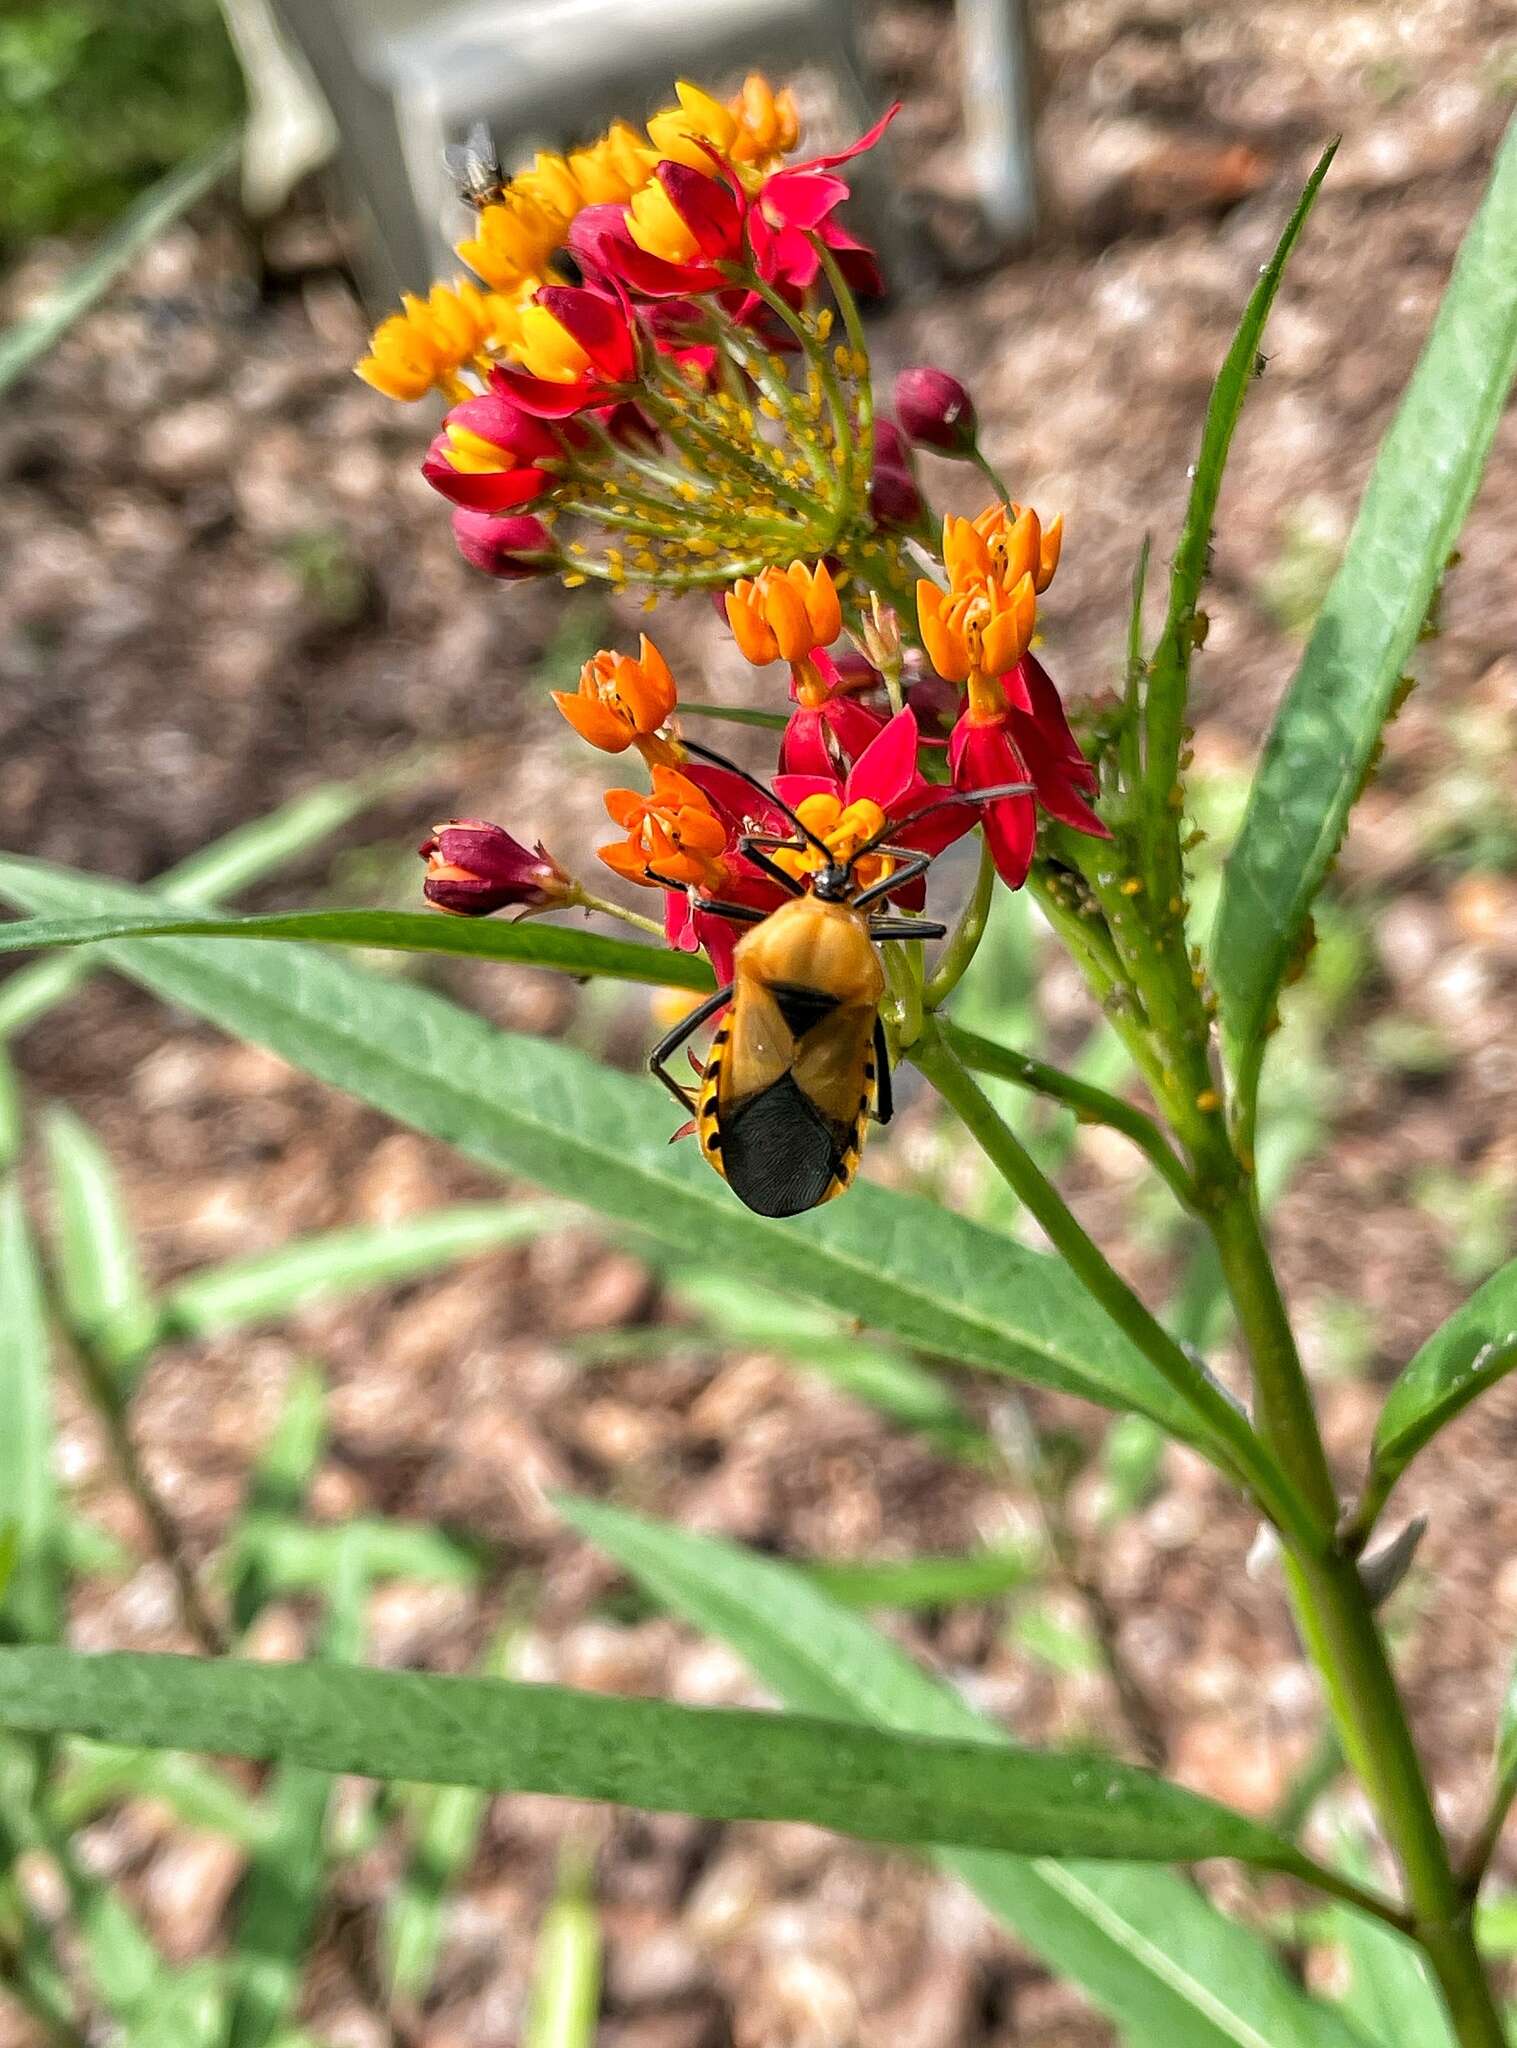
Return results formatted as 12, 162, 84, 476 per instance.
162, 1200, 569, 1339
1214, 117, 1517, 1122
0, 901, 712, 992
43, 1105, 157, 1377
560, 1498, 1369, 2048
0, 1644, 1318, 1872
1142, 143, 1337, 837
0, 858, 1222, 1451
227, 1364, 328, 1637
1368, 1255, 1517, 1507
0, 1181, 61, 1645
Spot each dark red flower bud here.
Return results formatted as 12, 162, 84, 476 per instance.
895, 365, 979, 457
450, 509, 556, 580
419, 819, 574, 915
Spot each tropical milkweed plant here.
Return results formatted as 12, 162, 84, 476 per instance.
1, 72, 1517, 2048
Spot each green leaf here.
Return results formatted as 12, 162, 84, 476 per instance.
674, 700, 789, 730
802, 1545, 1040, 1610
43, 1105, 157, 1376
0, 759, 444, 1042
560, 1498, 1368, 2048
1143, 144, 1337, 826
0, 1643, 1310, 1871
231, 1515, 484, 1598
1371, 1256, 1517, 1491
0, 1181, 61, 1645
0, 132, 241, 399
525, 1855, 602, 2048
0, 900, 712, 991
0, 859, 1212, 1446
50, 1740, 271, 1845
1214, 118, 1517, 1116
162, 1201, 568, 1339
228, 1364, 327, 1636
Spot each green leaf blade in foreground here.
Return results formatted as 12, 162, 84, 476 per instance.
0, 1645, 1302, 1870
1214, 116, 1517, 1118
0, 858, 1211, 1446
0, 902, 712, 992
560, 1499, 1366, 2048
1372, 1255, 1517, 1483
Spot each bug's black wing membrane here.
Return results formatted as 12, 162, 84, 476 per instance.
719, 1076, 852, 1218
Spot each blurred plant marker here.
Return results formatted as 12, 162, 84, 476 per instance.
0, 69, 1514, 2048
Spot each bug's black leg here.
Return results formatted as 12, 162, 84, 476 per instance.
868, 918, 948, 941
853, 849, 934, 912
691, 898, 769, 926
869, 1014, 894, 1125
734, 834, 807, 898
648, 985, 732, 1115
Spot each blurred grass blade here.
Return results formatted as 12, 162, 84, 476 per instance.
384, 1626, 520, 2007
227, 1533, 368, 2048
0, 763, 438, 1043
0, 901, 711, 992
0, 1045, 20, 1169
525, 1855, 602, 2048
0, 1644, 1317, 1871
560, 1499, 1368, 2048
50, 1740, 270, 1845
667, 1270, 987, 1457
0, 1181, 61, 1644
163, 1201, 567, 1339
1214, 117, 1517, 1125
228, 1364, 327, 1636
1363, 1258, 1517, 1534
43, 1106, 157, 1378
232, 1515, 484, 1598
1142, 144, 1336, 832
0, 132, 241, 399
0, 860, 1219, 1449
802, 1546, 1040, 1610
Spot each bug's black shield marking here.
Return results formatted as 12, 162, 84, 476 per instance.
768, 982, 842, 1041
720, 1073, 850, 1217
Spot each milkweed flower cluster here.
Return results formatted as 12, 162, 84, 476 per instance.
364, 74, 1108, 966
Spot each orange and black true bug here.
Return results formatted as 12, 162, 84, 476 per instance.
648, 741, 1030, 1219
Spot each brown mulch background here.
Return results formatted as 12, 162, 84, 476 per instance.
2, 1, 1517, 2041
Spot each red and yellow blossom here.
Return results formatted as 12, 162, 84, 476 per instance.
599, 765, 730, 891
488, 285, 639, 416
553, 636, 680, 761
422, 388, 561, 511
356, 279, 516, 402
419, 819, 573, 916
949, 653, 1108, 888
726, 560, 841, 667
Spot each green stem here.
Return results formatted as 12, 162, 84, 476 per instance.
911, 1021, 1320, 1552
968, 444, 1014, 503
924, 836, 996, 1010
60, 1325, 227, 1656
1460, 1772, 1517, 1896
1211, 1185, 1505, 2048
573, 893, 668, 941
942, 1020, 1197, 1214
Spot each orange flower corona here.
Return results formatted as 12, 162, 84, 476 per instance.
599, 766, 728, 890
356, 280, 515, 403
726, 560, 841, 667
916, 502, 1061, 708
553, 636, 680, 760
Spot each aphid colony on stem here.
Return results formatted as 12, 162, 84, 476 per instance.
364, 75, 1110, 1211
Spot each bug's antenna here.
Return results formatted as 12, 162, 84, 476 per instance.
849, 782, 1036, 861
678, 737, 835, 862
